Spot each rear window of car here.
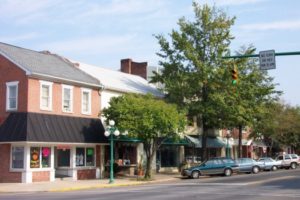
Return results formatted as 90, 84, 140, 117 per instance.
291, 154, 298, 159
284, 155, 291, 160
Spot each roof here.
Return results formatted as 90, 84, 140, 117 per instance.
0, 112, 107, 143
76, 61, 163, 97
0, 42, 101, 88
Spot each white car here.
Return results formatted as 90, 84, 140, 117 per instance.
276, 154, 299, 169
257, 157, 282, 171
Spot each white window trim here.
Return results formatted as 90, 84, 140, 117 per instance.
6, 81, 19, 111
29, 146, 52, 169
62, 84, 74, 113
81, 88, 92, 115
39, 80, 53, 111
75, 147, 96, 168
10, 145, 25, 171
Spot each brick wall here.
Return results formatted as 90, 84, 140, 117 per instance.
27, 78, 100, 118
0, 144, 22, 183
77, 169, 96, 180
96, 145, 101, 167
121, 58, 147, 79
32, 171, 50, 182
0, 55, 28, 124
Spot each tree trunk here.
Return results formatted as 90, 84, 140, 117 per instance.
201, 118, 208, 162
238, 125, 242, 158
144, 152, 155, 179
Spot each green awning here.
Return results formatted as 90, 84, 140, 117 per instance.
161, 137, 190, 146
185, 135, 226, 148
113, 135, 142, 143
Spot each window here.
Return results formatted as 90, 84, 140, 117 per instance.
30, 147, 51, 168
11, 146, 24, 169
40, 81, 53, 110
6, 81, 19, 111
76, 147, 95, 167
81, 88, 91, 114
62, 85, 73, 112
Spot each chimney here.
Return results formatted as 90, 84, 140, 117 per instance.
120, 58, 147, 79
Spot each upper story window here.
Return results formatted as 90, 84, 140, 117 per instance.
81, 88, 91, 115
62, 85, 73, 113
6, 81, 19, 111
40, 81, 53, 111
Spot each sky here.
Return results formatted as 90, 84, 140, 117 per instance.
0, 0, 300, 106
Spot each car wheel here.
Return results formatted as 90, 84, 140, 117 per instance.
191, 171, 200, 179
290, 163, 297, 169
271, 166, 277, 171
224, 168, 232, 176
252, 166, 259, 174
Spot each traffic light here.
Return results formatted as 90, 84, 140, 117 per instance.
231, 67, 238, 85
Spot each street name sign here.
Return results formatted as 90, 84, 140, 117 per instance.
259, 50, 276, 70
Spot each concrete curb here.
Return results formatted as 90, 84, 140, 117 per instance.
49, 178, 177, 192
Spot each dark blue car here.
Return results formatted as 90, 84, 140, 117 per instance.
181, 157, 239, 179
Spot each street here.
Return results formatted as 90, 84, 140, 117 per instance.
1, 168, 300, 200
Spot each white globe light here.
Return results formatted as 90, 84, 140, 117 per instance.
123, 130, 129, 135
109, 120, 115, 126
104, 131, 110, 137
114, 130, 120, 136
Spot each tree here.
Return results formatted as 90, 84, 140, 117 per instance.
252, 102, 300, 154
102, 93, 186, 179
152, 2, 236, 161
224, 46, 281, 157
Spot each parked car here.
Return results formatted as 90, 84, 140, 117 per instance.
236, 158, 264, 174
257, 157, 282, 171
181, 157, 239, 179
276, 154, 299, 169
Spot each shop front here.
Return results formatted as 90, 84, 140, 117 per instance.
0, 112, 107, 183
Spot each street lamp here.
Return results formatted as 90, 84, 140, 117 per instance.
104, 120, 120, 184
226, 131, 231, 158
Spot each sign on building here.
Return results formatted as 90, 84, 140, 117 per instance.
259, 50, 276, 70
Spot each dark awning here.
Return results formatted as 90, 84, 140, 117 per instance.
114, 135, 142, 143
161, 137, 190, 146
0, 112, 107, 143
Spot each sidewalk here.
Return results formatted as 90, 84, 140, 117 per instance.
0, 173, 181, 193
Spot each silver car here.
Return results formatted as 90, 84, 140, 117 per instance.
257, 157, 281, 171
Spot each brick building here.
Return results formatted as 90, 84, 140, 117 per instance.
0, 42, 107, 183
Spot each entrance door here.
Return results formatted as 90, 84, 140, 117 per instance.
55, 147, 71, 178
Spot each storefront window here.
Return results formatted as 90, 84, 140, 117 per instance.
30, 147, 40, 168
42, 147, 51, 168
76, 147, 95, 167
76, 148, 85, 167
30, 147, 51, 168
11, 146, 24, 169
86, 148, 95, 166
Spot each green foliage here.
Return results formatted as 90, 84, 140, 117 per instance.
102, 93, 187, 179
102, 93, 186, 142
152, 2, 236, 130
252, 102, 300, 150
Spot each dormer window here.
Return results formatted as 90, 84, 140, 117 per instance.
62, 85, 73, 113
6, 81, 19, 111
40, 81, 53, 111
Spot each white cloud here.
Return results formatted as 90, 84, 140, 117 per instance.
240, 20, 300, 31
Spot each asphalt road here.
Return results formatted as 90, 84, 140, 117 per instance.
1, 168, 300, 200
